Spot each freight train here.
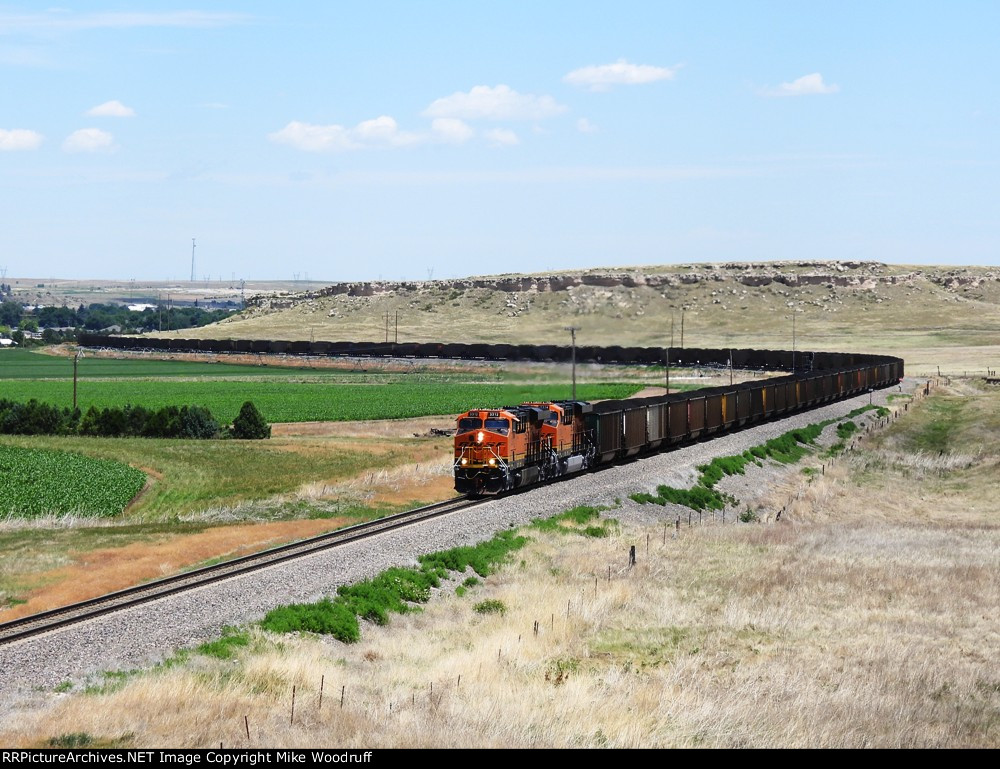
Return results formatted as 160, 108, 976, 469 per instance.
453, 349, 903, 495
74, 335, 903, 496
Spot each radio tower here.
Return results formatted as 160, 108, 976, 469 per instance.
190, 238, 196, 282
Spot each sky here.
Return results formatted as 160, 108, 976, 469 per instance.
1, 2, 998, 282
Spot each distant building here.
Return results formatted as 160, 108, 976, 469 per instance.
127, 303, 157, 312
0, 338, 15, 347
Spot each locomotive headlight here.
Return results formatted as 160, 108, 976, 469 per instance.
477, 431, 484, 443
461, 458, 468, 466
488, 458, 496, 466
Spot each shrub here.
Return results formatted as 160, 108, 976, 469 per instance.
473, 599, 507, 616
180, 405, 219, 439
836, 420, 858, 440
231, 400, 270, 439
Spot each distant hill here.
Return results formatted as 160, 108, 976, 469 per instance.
150, 261, 1000, 377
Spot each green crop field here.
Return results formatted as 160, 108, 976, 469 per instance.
0, 349, 456, 381
0, 352, 641, 422
0, 445, 146, 518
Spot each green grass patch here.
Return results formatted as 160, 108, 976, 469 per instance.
473, 599, 507, 616
530, 505, 618, 537
418, 529, 529, 578
260, 598, 361, 643
43, 731, 135, 749
196, 627, 251, 660
260, 526, 528, 643
0, 444, 145, 518
836, 420, 859, 440
903, 397, 966, 454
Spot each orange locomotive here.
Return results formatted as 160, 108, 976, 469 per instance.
453, 401, 594, 495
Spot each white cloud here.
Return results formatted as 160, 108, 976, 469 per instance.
763, 73, 840, 97
0, 128, 43, 150
268, 116, 421, 152
62, 128, 115, 153
431, 118, 474, 143
268, 121, 354, 152
484, 128, 519, 147
576, 118, 598, 134
0, 11, 249, 33
564, 59, 678, 91
87, 100, 135, 117
354, 115, 420, 146
423, 85, 566, 121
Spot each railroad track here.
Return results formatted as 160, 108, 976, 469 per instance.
0, 495, 484, 647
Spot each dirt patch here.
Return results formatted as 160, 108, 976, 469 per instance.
0, 519, 350, 623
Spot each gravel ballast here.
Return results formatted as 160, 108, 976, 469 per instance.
0, 384, 907, 712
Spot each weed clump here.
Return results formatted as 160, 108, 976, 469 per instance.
473, 599, 507, 616
261, 599, 360, 643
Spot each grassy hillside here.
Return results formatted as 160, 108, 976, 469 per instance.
151, 261, 1000, 376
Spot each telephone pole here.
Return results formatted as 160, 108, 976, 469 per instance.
565, 326, 580, 400
190, 238, 196, 282
792, 312, 797, 371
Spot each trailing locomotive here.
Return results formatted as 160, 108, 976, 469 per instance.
454, 349, 904, 495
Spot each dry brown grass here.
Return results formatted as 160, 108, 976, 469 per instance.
4, 384, 998, 748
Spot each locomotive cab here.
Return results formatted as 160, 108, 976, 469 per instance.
453, 409, 519, 495
453, 402, 594, 495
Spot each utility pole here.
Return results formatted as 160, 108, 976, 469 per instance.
680, 308, 685, 349
394, 310, 399, 344
670, 312, 675, 348
384, 310, 390, 343
565, 326, 580, 400
73, 350, 84, 410
665, 347, 670, 394
792, 312, 797, 371
190, 238, 196, 282
729, 349, 734, 385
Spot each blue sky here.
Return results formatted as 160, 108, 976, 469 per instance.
1, 2, 997, 281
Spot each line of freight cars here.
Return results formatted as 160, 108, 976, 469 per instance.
452, 354, 903, 494
77, 334, 892, 373
585, 356, 903, 465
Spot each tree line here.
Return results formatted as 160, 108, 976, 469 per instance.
0, 399, 270, 440
0, 300, 237, 336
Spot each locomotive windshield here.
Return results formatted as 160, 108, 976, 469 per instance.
456, 417, 482, 434
484, 418, 510, 435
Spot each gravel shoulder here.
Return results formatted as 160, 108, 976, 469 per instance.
0, 383, 909, 718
